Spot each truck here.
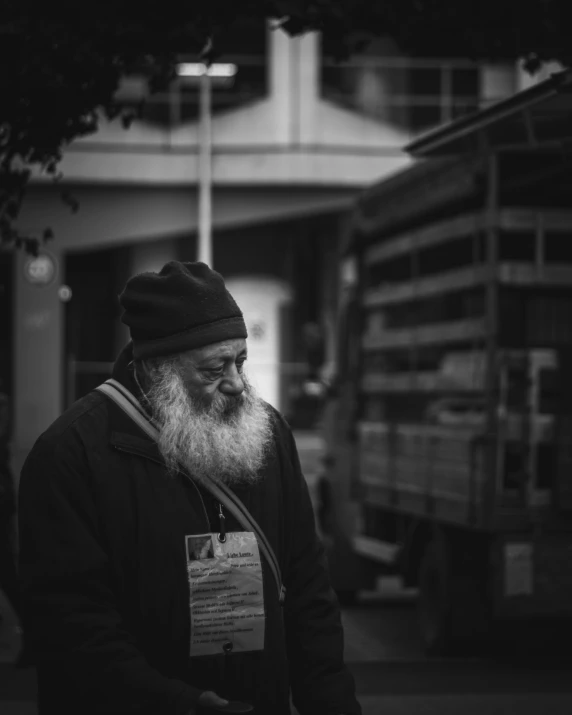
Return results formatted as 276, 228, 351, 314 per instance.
319, 70, 572, 655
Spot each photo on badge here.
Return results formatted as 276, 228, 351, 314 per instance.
186, 534, 215, 561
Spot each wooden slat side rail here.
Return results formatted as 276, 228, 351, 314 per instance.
361, 483, 482, 522
360, 454, 473, 485
360, 437, 478, 464
359, 472, 473, 502
363, 264, 488, 308
358, 428, 487, 511
363, 209, 572, 271
498, 263, 572, 286
359, 468, 479, 509
358, 423, 484, 464
358, 418, 554, 443
362, 262, 572, 310
362, 317, 487, 350
355, 155, 483, 238
361, 371, 485, 393
352, 535, 401, 566
499, 208, 572, 231
364, 212, 486, 266
357, 420, 481, 441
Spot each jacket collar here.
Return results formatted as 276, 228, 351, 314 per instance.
107, 342, 163, 465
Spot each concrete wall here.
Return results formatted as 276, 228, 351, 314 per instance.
17, 185, 357, 253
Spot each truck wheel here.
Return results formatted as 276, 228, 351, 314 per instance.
418, 539, 453, 656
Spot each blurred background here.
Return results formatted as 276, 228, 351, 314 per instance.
2, 16, 572, 715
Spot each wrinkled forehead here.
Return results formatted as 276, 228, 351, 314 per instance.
179, 338, 248, 365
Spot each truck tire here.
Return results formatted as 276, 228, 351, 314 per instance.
417, 538, 453, 656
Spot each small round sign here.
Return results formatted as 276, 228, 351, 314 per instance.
24, 252, 57, 286
58, 285, 73, 302
249, 320, 266, 340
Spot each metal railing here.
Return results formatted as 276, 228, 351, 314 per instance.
114, 54, 514, 137
321, 55, 502, 132
116, 55, 268, 126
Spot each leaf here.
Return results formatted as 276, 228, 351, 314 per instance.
61, 191, 80, 214
24, 237, 40, 257
120, 110, 136, 129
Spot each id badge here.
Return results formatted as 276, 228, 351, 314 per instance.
186, 531, 265, 657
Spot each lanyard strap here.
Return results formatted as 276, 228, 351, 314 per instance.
96, 379, 286, 604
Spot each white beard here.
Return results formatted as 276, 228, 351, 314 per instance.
142, 360, 273, 486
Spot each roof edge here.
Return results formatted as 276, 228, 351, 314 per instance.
406, 68, 572, 158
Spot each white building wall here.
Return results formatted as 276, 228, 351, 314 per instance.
224, 277, 292, 410
480, 64, 517, 105
516, 60, 565, 92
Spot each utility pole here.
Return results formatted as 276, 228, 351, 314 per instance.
177, 59, 237, 267
198, 67, 212, 266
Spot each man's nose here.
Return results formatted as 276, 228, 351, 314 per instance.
219, 368, 244, 396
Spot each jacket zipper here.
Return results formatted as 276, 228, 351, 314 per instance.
217, 503, 226, 542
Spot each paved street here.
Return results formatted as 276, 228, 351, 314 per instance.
3, 579, 572, 715
2, 434, 572, 713
342, 585, 572, 714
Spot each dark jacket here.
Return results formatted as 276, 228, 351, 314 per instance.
18, 346, 361, 715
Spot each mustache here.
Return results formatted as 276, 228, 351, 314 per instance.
208, 391, 245, 419
140, 358, 272, 485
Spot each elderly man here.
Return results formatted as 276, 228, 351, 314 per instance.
18, 262, 361, 715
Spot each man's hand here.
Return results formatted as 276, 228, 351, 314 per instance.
186, 690, 229, 713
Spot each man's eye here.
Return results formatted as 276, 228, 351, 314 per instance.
205, 367, 224, 379
236, 359, 247, 373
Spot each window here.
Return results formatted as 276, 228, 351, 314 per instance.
117, 18, 268, 126
321, 36, 482, 133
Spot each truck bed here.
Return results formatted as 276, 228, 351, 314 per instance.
358, 420, 487, 527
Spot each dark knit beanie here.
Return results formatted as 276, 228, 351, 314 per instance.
119, 261, 248, 360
